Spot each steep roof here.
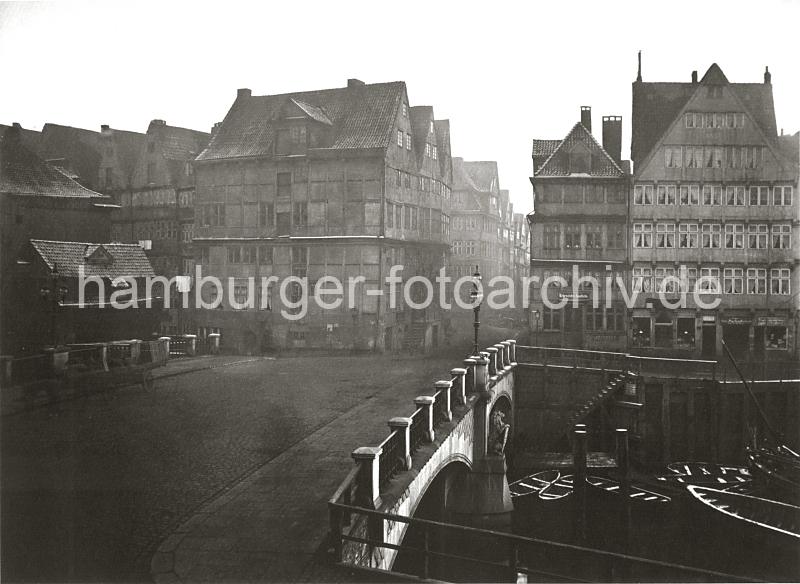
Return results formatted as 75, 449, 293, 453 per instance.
148, 121, 210, 161
1, 129, 107, 199
632, 63, 779, 164
534, 122, 624, 177
0, 124, 41, 152
463, 161, 499, 192
197, 81, 405, 161
29, 240, 155, 279
38, 123, 103, 188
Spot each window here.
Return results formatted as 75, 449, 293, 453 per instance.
724, 223, 744, 249
632, 266, 652, 292
227, 246, 242, 264
406, 133, 412, 150
684, 147, 702, 168
608, 224, 625, 249
701, 223, 721, 248
724, 268, 744, 294
277, 172, 291, 198
774, 186, 793, 206
199, 246, 210, 265
656, 266, 677, 293
726, 146, 741, 168
747, 268, 767, 294
657, 184, 676, 205
772, 224, 791, 249
726, 186, 745, 206
185, 162, 193, 176
633, 223, 652, 248
200, 203, 225, 227
542, 306, 561, 331
585, 224, 602, 249
682, 266, 697, 293
543, 224, 560, 249
704, 147, 723, 168
242, 246, 256, 264
464, 241, 476, 256
679, 184, 699, 205
699, 267, 720, 293
258, 202, 274, 227
293, 202, 307, 227
564, 224, 581, 249
770, 268, 790, 295
665, 147, 682, 168
746, 146, 763, 169
677, 317, 696, 347
748, 224, 768, 249
634, 184, 653, 204
584, 307, 603, 331
656, 223, 675, 248
397, 130, 403, 147
432, 145, 438, 160
258, 246, 272, 264
766, 327, 788, 350
702, 185, 722, 205
402, 103, 408, 117
685, 113, 695, 128
749, 186, 769, 206
678, 223, 698, 248
425, 143, 431, 157
607, 184, 626, 203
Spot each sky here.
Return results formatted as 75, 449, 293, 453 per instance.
1, 0, 798, 211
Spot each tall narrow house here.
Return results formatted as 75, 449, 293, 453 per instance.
192, 80, 452, 353
630, 63, 798, 360
528, 107, 631, 350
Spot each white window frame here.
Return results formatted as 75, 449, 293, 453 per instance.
656, 223, 675, 248
725, 185, 746, 206
701, 223, 721, 249
657, 184, 676, 205
723, 268, 744, 294
724, 223, 744, 249
633, 223, 652, 248
678, 223, 698, 248
772, 224, 791, 249
747, 268, 767, 294
632, 266, 652, 293
702, 185, 722, 205
770, 268, 790, 295
699, 267, 720, 293
679, 185, 700, 205
749, 186, 769, 206
773, 186, 793, 206
748, 224, 768, 249
634, 184, 653, 205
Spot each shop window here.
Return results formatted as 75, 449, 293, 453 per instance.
632, 317, 650, 347
676, 318, 696, 348
766, 327, 787, 350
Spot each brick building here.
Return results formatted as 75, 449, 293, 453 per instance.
528, 107, 631, 350
630, 63, 798, 360
191, 80, 452, 353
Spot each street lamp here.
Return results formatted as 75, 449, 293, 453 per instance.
532, 309, 540, 346
39, 264, 68, 348
469, 266, 483, 355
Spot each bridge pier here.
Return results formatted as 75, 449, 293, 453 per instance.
446, 454, 513, 530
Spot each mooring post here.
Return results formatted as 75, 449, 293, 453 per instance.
573, 429, 588, 541
616, 428, 632, 573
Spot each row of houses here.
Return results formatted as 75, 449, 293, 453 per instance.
528, 62, 799, 361
0, 79, 529, 355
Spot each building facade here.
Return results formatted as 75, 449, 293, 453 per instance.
630, 63, 799, 360
192, 80, 452, 353
528, 107, 631, 350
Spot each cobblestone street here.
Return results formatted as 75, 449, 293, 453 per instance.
1, 352, 461, 582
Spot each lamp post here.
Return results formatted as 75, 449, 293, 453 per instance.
39, 264, 68, 349
532, 309, 540, 346
469, 266, 483, 355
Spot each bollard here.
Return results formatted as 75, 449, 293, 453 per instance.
463, 358, 477, 396
573, 429, 588, 541
435, 380, 453, 421
616, 428, 632, 562
451, 368, 467, 406
414, 396, 436, 442
389, 417, 413, 469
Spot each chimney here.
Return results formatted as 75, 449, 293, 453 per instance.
347, 78, 365, 88
580, 106, 592, 133
237, 88, 251, 99
211, 122, 222, 136
764, 66, 771, 84
691, 70, 698, 83
602, 116, 623, 164
101, 124, 110, 133
150, 119, 166, 126
5, 122, 21, 143
636, 50, 642, 82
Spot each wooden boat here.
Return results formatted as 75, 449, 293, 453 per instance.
748, 448, 800, 493
667, 462, 751, 480
509, 470, 560, 498
688, 485, 800, 540
539, 474, 574, 500
586, 475, 670, 503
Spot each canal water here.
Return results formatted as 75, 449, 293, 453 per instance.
395, 469, 800, 582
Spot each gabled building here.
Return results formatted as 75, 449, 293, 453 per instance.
528, 107, 631, 350
0, 125, 120, 352
37, 123, 104, 191
630, 63, 798, 360
192, 80, 452, 353
97, 125, 146, 193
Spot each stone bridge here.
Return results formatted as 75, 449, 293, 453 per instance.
329, 340, 517, 572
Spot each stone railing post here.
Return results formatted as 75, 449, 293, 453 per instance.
352, 446, 383, 509
474, 355, 489, 396
450, 368, 467, 405
184, 334, 197, 356
435, 380, 453, 421
486, 347, 499, 379
463, 358, 477, 395
388, 417, 413, 470
414, 396, 435, 442
159, 336, 171, 357
495, 343, 509, 370
507, 339, 517, 364
207, 332, 220, 355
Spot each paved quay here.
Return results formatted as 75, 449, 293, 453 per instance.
150, 353, 462, 583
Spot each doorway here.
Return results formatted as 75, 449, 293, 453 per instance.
702, 324, 717, 358
722, 324, 750, 359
